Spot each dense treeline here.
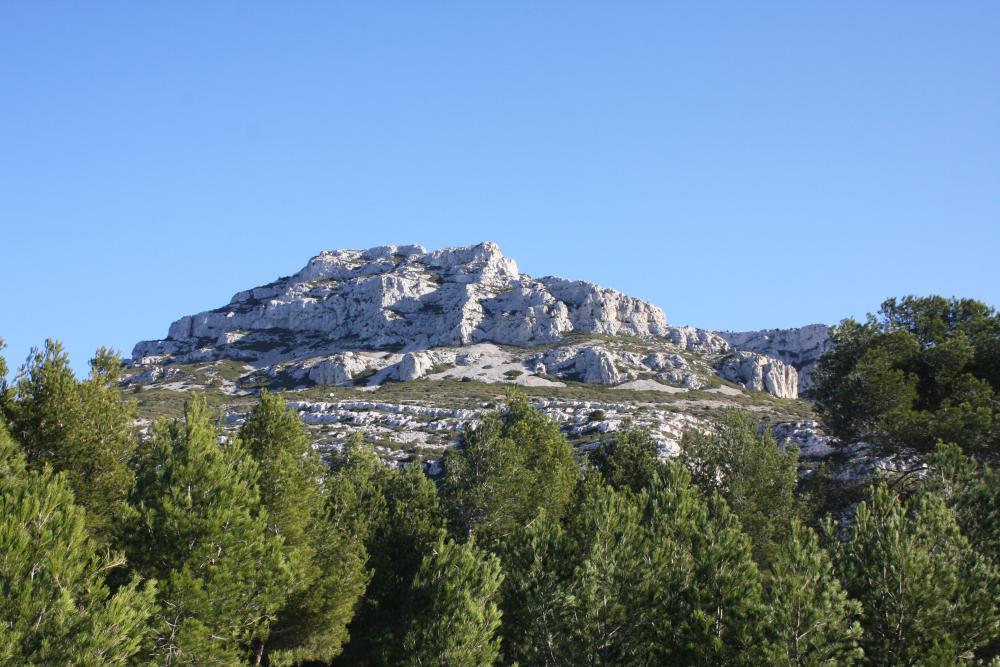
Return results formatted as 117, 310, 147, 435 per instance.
0, 322, 998, 665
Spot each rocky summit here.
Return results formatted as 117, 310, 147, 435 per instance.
126, 242, 836, 464
130, 242, 825, 400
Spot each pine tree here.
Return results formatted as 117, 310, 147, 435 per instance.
498, 507, 576, 665
809, 296, 1000, 455
440, 392, 577, 546
500, 464, 772, 666
327, 432, 390, 543
681, 408, 799, 565
0, 422, 156, 665
4, 341, 138, 546
128, 397, 292, 664
238, 391, 368, 665
547, 480, 653, 665
400, 536, 504, 666
589, 426, 667, 493
924, 441, 1000, 558
763, 519, 863, 666
337, 461, 448, 665
828, 484, 1000, 664
641, 470, 772, 666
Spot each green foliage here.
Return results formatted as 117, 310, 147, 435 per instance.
589, 426, 667, 493
763, 519, 863, 666
239, 391, 368, 665
810, 296, 1000, 455
241, 391, 320, 550
497, 507, 576, 664
4, 341, 138, 546
827, 483, 1000, 664
501, 464, 772, 666
681, 408, 799, 565
337, 461, 447, 665
7, 324, 1000, 664
923, 442, 1000, 558
327, 432, 391, 543
0, 423, 156, 665
128, 397, 292, 664
545, 481, 651, 665
642, 476, 772, 666
400, 536, 504, 666
440, 392, 577, 546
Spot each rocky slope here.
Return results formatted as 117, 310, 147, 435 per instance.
133, 242, 669, 363
123, 242, 856, 472
124, 243, 924, 495
130, 242, 814, 400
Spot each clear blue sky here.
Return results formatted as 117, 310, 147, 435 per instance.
2, 3, 998, 376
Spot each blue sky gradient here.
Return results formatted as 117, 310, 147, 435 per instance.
2, 3, 998, 375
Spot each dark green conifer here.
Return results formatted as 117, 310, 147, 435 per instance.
239, 391, 368, 665
400, 536, 504, 666
589, 426, 667, 493
763, 519, 863, 666
5, 341, 137, 546
681, 408, 799, 565
129, 397, 291, 664
0, 423, 156, 665
337, 460, 447, 665
828, 484, 1000, 664
501, 463, 771, 666
440, 392, 577, 546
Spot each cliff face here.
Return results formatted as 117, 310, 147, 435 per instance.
716, 324, 832, 392
129, 242, 806, 400
134, 242, 669, 365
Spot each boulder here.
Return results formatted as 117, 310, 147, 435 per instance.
540, 345, 624, 385
307, 353, 371, 386
391, 351, 436, 382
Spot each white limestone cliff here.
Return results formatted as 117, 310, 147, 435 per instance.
717, 351, 799, 399
716, 324, 831, 391
129, 242, 810, 400
134, 242, 670, 363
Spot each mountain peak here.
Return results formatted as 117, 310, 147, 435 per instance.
128, 243, 831, 400
134, 241, 668, 364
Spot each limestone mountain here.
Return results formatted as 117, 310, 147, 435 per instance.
124, 242, 840, 468
130, 242, 823, 401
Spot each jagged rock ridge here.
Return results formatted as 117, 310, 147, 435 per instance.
130, 242, 815, 400
134, 242, 669, 363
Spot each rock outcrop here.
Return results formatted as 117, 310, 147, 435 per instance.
306, 353, 371, 387
128, 242, 812, 400
538, 345, 626, 385
133, 242, 670, 365
716, 324, 831, 391
664, 326, 731, 355
717, 351, 799, 399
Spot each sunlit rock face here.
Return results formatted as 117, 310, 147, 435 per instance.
130, 242, 813, 400
133, 242, 670, 364
716, 324, 832, 392
717, 351, 799, 399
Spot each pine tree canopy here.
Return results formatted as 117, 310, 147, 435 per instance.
128, 396, 292, 664
0, 423, 156, 666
